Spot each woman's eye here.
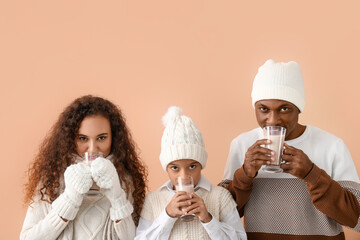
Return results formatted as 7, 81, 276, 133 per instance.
79, 136, 87, 141
98, 136, 106, 141
189, 165, 196, 169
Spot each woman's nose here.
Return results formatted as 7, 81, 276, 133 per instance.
87, 140, 97, 153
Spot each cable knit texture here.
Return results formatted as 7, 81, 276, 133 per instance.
141, 185, 236, 240
159, 106, 208, 171
20, 194, 136, 240
91, 157, 133, 220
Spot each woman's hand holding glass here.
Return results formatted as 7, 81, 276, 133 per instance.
52, 162, 93, 221
91, 156, 133, 221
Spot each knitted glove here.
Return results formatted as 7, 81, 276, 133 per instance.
52, 163, 93, 220
91, 157, 134, 221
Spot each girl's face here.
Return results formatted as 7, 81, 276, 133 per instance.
75, 115, 112, 157
166, 159, 202, 188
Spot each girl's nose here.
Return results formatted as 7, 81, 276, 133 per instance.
179, 169, 191, 179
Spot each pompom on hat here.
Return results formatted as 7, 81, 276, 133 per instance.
159, 106, 208, 171
251, 59, 305, 112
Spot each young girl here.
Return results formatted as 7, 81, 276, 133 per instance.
135, 106, 247, 240
21, 95, 147, 240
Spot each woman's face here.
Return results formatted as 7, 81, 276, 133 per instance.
75, 115, 112, 157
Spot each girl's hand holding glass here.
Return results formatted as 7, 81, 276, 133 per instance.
165, 191, 193, 218
174, 176, 197, 222
184, 193, 212, 223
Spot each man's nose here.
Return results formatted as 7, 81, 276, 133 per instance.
266, 111, 281, 126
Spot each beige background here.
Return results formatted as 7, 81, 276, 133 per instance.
1, 1, 359, 239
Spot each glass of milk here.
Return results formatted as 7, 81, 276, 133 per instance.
262, 126, 286, 173
174, 176, 196, 222
82, 152, 104, 197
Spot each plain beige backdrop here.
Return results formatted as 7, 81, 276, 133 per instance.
1, 0, 359, 239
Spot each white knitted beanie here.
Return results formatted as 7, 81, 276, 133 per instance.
251, 59, 305, 112
159, 106, 208, 171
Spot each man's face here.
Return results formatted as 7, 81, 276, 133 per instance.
254, 99, 302, 140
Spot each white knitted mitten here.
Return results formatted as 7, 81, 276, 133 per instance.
52, 163, 93, 220
91, 157, 134, 221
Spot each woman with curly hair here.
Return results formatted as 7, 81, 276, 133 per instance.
20, 95, 147, 240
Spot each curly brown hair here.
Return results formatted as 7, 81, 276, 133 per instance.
24, 95, 147, 225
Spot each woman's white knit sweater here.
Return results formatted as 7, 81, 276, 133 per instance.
20, 192, 135, 240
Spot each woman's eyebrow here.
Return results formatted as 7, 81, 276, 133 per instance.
97, 133, 108, 136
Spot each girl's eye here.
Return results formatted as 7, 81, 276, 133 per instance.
189, 165, 196, 169
280, 107, 289, 112
170, 166, 178, 171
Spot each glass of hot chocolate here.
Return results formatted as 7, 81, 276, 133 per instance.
263, 126, 286, 173
174, 176, 197, 222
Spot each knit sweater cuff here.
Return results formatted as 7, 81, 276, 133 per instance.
235, 165, 255, 186
48, 210, 69, 231
52, 193, 80, 221
109, 198, 134, 221
303, 164, 322, 186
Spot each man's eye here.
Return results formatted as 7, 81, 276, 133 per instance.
260, 107, 267, 111
189, 165, 196, 169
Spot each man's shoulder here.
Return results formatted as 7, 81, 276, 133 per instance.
231, 127, 262, 144
307, 125, 343, 143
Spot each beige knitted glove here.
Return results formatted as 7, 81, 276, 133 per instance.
91, 157, 133, 221
52, 163, 93, 220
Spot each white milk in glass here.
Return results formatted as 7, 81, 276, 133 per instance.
175, 184, 194, 193
263, 126, 286, 173
267, 134, 285, 165
175, 176, 196, 222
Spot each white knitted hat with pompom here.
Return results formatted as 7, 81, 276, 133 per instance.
159, 106, 208, 171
